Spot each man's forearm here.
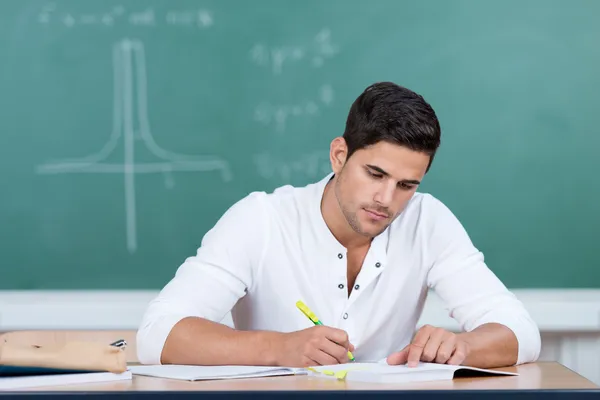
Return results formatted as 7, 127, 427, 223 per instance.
457, 323, 519, 369
160, 317, 283, 366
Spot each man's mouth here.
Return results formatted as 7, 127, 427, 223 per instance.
364, 208, 389, 220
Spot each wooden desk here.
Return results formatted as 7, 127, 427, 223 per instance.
16, 362, 599, 392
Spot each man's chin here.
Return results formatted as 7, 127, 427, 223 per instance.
356, 223, 389, 238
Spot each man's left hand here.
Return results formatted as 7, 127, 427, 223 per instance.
386, 325, 471, 367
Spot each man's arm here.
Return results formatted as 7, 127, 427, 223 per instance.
388, 195, 541, 368
387, 322, 518, 368
458, 322, 519, 368
159, 317, 354, 367
136, 192, 268, 365
159, 317, 282, 365
136, 192, 354, 367
427, 195, 540, 366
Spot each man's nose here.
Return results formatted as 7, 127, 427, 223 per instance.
374, 181, 395, 206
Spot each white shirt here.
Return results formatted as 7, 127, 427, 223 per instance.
137, 173, 541, 365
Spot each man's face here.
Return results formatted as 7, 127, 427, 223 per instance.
333, 140, 431, 238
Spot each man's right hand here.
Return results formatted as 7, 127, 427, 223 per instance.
274, 326, 355, 367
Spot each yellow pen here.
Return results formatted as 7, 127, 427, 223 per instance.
296, 300, 355, 362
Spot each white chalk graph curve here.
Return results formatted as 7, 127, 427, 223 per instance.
36, 38, 232, 254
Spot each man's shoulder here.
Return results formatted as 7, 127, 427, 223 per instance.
392, 191, 457, 231
262, 178, 324, 220
405, 191, 447, 213
229, 177, 324, 217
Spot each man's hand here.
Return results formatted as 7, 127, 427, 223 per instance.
274, 326, 355, 367
386, 325, 470, 367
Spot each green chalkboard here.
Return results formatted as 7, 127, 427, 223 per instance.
1, 0, 599, 289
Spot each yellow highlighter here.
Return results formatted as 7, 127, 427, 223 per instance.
296, 300, 355, 362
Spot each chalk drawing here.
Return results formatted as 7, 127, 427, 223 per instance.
312, 29, 337, 68
319, 84, 334, 106
63, 14, 75, 27
250, 29, 339, 74
166, 10, 213, 28
36, 3, 213, 29
36, 39, 231, 254
254, 151, 331, 184
129, 8, 155, 27
37, 2, 55, 24
254, 84, 334, 133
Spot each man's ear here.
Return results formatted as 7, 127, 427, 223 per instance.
329, 137, 348, 174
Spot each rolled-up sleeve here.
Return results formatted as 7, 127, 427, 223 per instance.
136, 192, 269, 365
425, 195, 541, 365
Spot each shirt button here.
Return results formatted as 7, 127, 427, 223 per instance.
343, 313, 349, 319
375, 262, 381, 268
338, 284, 344, 289
354, 284, 360, 290
338, 253, 343, 259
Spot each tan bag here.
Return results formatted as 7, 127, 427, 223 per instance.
0, 341, 127, 374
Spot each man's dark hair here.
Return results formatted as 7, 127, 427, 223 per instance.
343, 82, 441, 171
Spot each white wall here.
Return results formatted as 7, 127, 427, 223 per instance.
1, 289, 598, 384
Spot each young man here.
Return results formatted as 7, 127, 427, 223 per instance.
137, 82, 540, 368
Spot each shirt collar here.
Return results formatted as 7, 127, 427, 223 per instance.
309, 173, 390, 263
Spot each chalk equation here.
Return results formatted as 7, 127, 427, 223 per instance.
37, 3, 213, 29
254, 151, 331, 184
36, 39, 231, 254
254, 84, 334, 133
250, 29, 339, 74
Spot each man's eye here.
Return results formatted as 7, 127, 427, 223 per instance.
399, 182, 414, 190
367, 170, 383, 179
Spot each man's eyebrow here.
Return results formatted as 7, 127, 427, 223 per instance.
365, 164, 421, 185
366, 164, 390, 176
400, 179, 421, 185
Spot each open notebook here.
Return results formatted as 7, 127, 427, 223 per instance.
304, 362, 518, 383
0, 366, 132, 390
129, 362, 518, 384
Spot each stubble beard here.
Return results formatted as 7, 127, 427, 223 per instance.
334, 177, 374, 238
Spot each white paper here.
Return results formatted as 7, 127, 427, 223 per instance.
129, 365, 305, 381
0, 370, 132, 390
306, 362, 518, 383
130, 362, 518, 383
311, 362, 517, 374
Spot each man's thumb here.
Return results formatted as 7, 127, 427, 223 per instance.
386, 346, 409, 365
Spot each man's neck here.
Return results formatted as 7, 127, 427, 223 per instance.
320, 178, 372, 250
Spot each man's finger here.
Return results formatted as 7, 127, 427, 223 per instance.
386, 344, 409, 365
434, 335, 456, 364
308, 346, 339, 366
322, 327, 350, 348
421, 328, 445, 362
446, 341, 468, 365
318, 337, 349, 364
407, 327, 433, 367
303, 355, 319, 367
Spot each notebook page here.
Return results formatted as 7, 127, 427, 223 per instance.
0, 371, 132, 390
129, 365, 304, 381
386, 362, 519, 376
307, 362, 380, 379
308, 362, 518, 380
